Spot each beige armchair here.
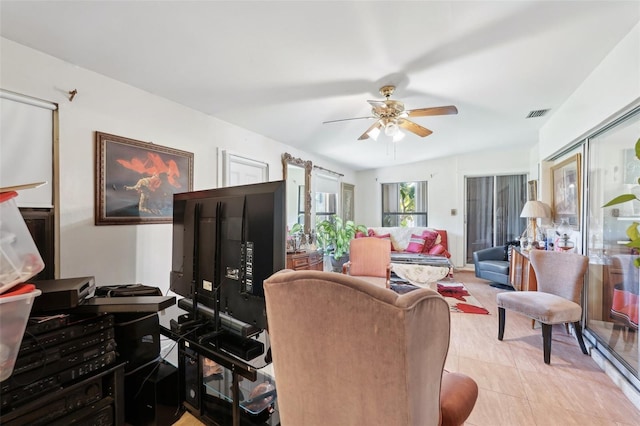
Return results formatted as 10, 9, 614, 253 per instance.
264, 270, 478, 425
496, 250, 589, 364
342, 237, 391, 288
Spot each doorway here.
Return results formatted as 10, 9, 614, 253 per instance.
465, 174, 527, 264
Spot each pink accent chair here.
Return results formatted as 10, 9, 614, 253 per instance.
264, 270, 478, 425
342, 237, 391, 288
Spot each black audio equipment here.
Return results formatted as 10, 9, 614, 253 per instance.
13, 328, 115, 376
19, 314, 114, 354
182, 346, 201, 412
124, 360, 180, 426
49, 396, 113, 426
114, 312, 160, 372
73, 295, 175, 313
26, 314, 69, 335
2, 375, 103, 426
1, 351, 116, 411
177, 298, 260, 338
3, 340, 116, 393
213, 333, 265, 361
31, 276, 96, 312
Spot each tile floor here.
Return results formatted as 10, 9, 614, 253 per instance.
451, 270, 640, 425
174, 270, 640, 425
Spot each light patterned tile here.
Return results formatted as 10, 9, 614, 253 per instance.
519, 369, 640, 423
458, 356, 527, 399
528, 400, 621, 426
465, 388, 536, 426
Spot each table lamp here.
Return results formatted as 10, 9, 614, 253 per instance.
520, 200, 550, 247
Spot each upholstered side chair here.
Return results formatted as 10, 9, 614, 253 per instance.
264, 270, 478, 426
342, 237, 391, 288
496, 250, 589, 364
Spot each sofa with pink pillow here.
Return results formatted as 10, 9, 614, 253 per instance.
361, 227, 451, 258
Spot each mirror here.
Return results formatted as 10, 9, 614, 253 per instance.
282, 153, 312, 234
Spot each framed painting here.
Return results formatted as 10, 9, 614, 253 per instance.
551, 153, 581, 228
341, 182, 355, 222
527, 180, 538, 201
95, 132, 193, 225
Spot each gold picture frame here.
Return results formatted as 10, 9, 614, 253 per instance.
551, 153, 581, 228
95, 132, 193, 225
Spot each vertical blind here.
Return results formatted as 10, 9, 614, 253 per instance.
0, 90, 56, 207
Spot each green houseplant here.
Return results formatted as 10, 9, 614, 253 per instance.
316, 215, 367, 270
603, 137, 640, 266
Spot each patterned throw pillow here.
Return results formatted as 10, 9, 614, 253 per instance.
406, 233, 426, 253
421, 229, 440, 253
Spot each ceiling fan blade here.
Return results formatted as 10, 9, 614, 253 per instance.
367, 99, 386, 107
358, 121, 383, 140
323, 116, 374, 124
407, 105, 458, 117
398, 119, 433, 138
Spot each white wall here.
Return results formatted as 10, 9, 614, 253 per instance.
355, 146, 531, 267
0, 37, 353, 292
540, 23, 640, 159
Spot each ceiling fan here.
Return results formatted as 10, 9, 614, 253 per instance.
323, 85, 458, 141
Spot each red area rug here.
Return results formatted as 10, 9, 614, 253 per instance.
437, 281, 490, 315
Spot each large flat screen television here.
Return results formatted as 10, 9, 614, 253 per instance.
170, 180, 286, 331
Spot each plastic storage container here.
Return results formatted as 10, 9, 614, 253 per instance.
0, 191, 44, 294
0, 283, 42, 381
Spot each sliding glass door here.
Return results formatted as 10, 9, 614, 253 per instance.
465, 174, 527, 264
585, 108, 640, 382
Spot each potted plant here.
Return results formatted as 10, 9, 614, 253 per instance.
603, 137, 640, 266
316, 215, 368, 271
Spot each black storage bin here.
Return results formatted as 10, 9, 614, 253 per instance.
113, 312, 160, 371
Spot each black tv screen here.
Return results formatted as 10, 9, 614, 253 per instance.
170, 180, 286, 330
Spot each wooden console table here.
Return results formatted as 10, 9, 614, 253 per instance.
509, 248, 537, 291
286, 250, 323, 271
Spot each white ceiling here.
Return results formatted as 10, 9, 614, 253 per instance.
1, 1, 639, 171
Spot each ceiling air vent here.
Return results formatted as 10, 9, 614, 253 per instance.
526, 109, 550, 118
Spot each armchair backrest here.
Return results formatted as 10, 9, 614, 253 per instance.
348, 237, 391, 278
529, 250, 588, 303
264, 270, 450, 426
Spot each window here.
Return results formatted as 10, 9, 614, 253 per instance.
314, 172, 339, 224
381, 181, 428, 227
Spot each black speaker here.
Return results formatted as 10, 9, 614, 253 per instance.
182, 346, 201, 411
124, 360, 181, 426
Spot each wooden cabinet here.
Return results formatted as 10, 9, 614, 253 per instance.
509, 248, 537, 291
286, 250, 323, 271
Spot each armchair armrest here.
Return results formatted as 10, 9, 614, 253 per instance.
473, 246, 506, 263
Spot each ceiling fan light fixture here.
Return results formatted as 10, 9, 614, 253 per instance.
368, 126, 381, 141
393, 131, 405, 143
384, 119, 399, 136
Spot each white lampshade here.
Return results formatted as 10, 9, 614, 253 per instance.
520, 200, 550, 219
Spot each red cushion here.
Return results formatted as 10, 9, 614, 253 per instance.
406, 233, 426, 253
421, 229, 439, 253
435, 229, 448, 251
355, 231, 367, 239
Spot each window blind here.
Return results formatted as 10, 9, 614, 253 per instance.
0, 90, 55, 207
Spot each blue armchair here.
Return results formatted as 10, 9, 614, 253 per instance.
473, 246, 511, 287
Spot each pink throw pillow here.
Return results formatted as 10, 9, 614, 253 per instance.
355, 231, 366, 238
421, 229, 439, 253
406, 233, 426, 253
367, 228, 375, 237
